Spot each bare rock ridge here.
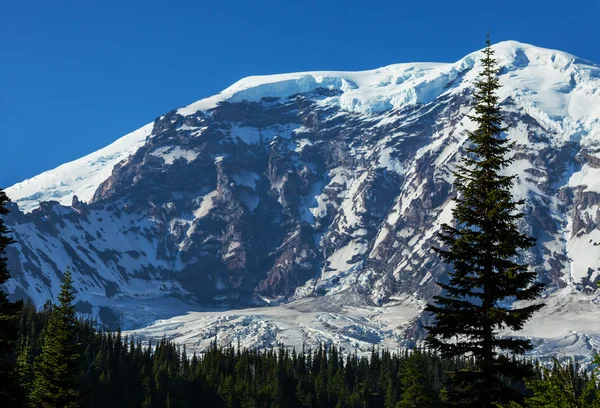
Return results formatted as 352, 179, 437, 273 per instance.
3, 42, 600, 352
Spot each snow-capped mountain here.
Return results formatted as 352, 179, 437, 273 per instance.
4, 41, 600, 358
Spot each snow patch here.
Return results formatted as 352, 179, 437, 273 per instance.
149, 146, 199, 165
194, 190, 219, 219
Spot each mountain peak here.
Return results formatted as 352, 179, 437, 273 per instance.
6, 42, 600, 214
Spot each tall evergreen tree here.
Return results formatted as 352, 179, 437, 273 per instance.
31, 268, 83, 408
424, 35, 545, 407
0, 188, 22, 406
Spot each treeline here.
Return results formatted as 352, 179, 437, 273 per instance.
7, 281, 600, 408
10, 282, 459, 407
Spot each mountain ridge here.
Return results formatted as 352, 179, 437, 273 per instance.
8, 40, 599, 213
3, 40, 600, 358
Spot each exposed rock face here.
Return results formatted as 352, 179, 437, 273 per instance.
3, 41, 600, 329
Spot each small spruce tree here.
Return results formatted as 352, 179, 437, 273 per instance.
516, 356, 600, 408
31, 268, 83, 408
398, 350, 435, 408
0, 188, 22, 405
424, 35, 545, 407
15, 338, 33, 404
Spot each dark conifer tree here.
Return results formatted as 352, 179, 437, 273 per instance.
31, 269, 83, 407
516, 355, 600, 408
0, 188, 22, 406
398, 350, 435, 408
15, 338, 33, 404
424, 35, 545, 407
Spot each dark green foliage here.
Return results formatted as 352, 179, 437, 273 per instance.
424, 36, 545, 407
511, 356, 600, 408
31, 269, 83, 407
82, 342, 448, 408
0, 188, 22, 406
398, 349, 435, 408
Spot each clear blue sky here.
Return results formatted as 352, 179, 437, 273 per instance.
2, 0, 598, 188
